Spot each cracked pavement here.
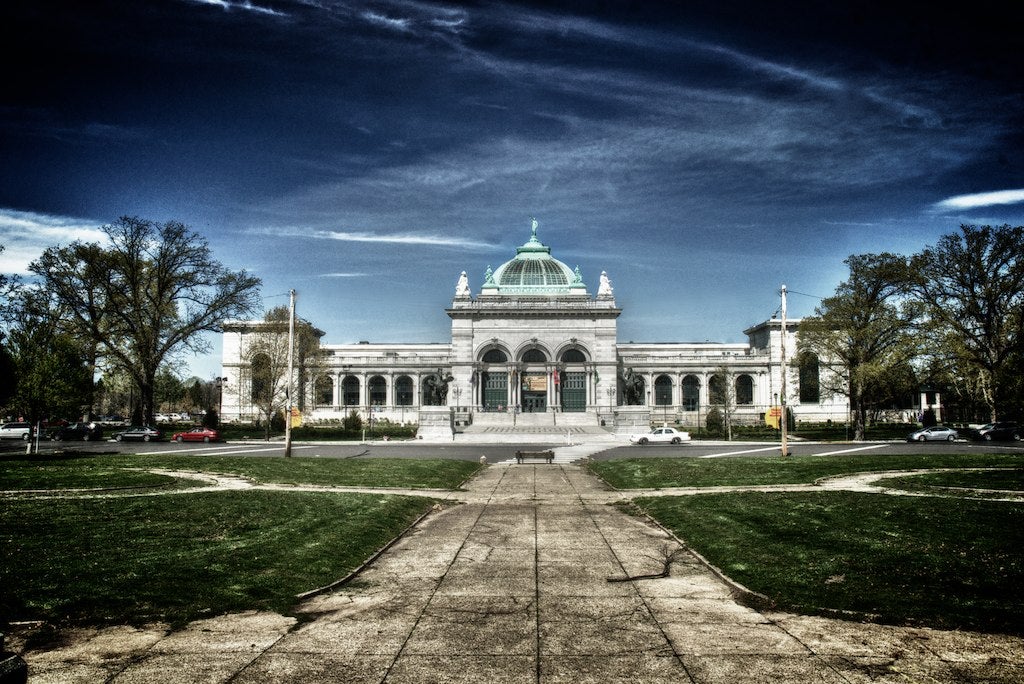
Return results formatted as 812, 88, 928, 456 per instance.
17, 462, 1024, 683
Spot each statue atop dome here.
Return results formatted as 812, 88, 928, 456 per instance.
597, 271, 614, 298
455, 270, 470, 298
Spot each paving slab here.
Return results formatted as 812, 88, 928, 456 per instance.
14, 459, 1024, 683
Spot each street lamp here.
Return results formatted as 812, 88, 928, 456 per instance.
215, 376, 228, 423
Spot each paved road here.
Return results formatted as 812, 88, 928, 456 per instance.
4, 438, 1022, 461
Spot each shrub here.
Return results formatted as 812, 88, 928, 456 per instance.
706, 407, 724, 437
342, 410, 362, 431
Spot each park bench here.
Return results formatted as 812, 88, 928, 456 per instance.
515, 449, 554, 464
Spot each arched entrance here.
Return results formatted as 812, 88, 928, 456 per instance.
520, 348, 548, 412
559, 348, 588, 412
480, 347, 508, 411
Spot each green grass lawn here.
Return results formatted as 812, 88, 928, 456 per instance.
590, 452, 1024, 488
1, 452, 481, 490
2, 490, 434, 627
633, 491, 1024, 635
0, 453, 480, 628
593, 453, 1024, 634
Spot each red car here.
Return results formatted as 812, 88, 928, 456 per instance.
171, 427, 221, 443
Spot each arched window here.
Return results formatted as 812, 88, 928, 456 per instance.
482, 349, 507, 363
682, 375, 700, 411
368, 376, 386, 406
250, 353, 273, 404
561, 349, 586, 363
735, 374, 753, 405
342, 375, 360, 406
395, 376, 413, 406
315, 375, 333, 406
708, 374, 726, 405
522, 348, 547, 363
654, 375, 673, 405
799, 353, 820, 403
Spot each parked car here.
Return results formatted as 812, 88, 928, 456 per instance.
172, 427, 220, 443
154, 413, 173, 423
906, 425, 959, 442
967, 421, 1021, 442
629, 426, 692, 445
51, 422, 105, 441
0, 422, 33, 441
112, 426, 164, 442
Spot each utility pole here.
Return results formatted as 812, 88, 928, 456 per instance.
284, 289, 296, 458
780, 284, 789, 457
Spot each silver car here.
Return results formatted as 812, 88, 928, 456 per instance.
906, 426, 958, 442
0, 422, 32, 440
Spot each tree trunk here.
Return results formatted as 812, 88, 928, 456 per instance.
852, 378, 866, 441
139, 370, 157, 427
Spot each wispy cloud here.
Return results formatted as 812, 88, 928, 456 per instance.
318, 272, 368, 278
184, 0, 287, 17
361, 11, 412, 33
0, 208, 107, 274
314, 229, 491, 249
257, 227, 492, 250
933, 189, 1024, 210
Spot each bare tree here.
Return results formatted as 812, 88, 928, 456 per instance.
709, 365, 735, 440
243, 306, 325, 439
30, 217, 261, 425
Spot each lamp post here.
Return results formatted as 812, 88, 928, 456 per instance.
215, 376, 227, 423
284, 289, 296, 458
780, 284, 789, 457
452, 386, 462, 429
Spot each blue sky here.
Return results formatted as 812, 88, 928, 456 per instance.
2, 1, 1023, 380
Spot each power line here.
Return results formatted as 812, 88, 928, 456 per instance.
785, 289, 825, 300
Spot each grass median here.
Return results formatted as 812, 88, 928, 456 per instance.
591, 453, 1024, 635
589, 452, 1024, 488
1, 453, 481, 628
633, 491, 1024, 635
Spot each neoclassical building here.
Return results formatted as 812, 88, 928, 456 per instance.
221, 223, 849, 432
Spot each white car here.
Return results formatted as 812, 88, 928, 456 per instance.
629, 426, 691, 445
0, 422, 33, 440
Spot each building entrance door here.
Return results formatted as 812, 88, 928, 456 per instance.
521, 373, 547, 413
523, 393, 547, 413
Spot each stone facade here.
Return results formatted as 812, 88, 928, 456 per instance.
220, 224, 849, 429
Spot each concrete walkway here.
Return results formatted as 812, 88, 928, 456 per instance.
19, 458, 1024, 683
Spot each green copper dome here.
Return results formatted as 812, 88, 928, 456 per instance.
481, 220, 587, 296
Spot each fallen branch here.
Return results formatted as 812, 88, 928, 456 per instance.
607, 544, 684, 583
